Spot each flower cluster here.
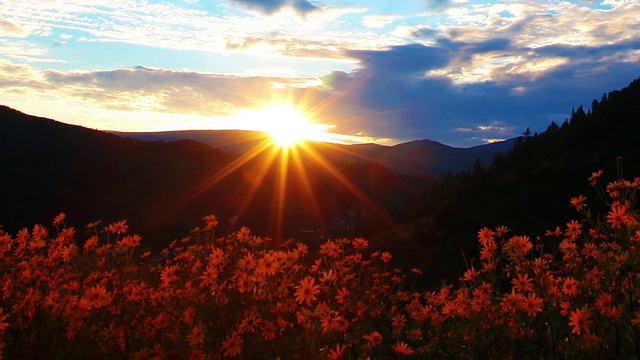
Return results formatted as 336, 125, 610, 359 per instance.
0, 215, 411, 358
1, 169, 640, 358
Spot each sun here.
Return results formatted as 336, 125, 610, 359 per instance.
248, 104, 334, 148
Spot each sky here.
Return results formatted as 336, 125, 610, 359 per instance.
1, 0, 639, 147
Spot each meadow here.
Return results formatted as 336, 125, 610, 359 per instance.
1, 167, 640, 359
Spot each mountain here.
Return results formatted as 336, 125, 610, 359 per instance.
114, 131, 516, 176
344, 138, 518, 175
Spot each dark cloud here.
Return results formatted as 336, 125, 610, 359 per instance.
322, 40, 640, 147
229, 0, 318, 15
532, 39, 640, 60
424, 0, 453, 10
349, 44, 451, 75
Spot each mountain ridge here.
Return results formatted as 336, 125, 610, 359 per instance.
113, 129, 516, 176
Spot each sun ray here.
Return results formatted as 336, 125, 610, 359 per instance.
289, 145, 327, 231
272, 146, 290, 242
298, 143, 396, 230
235, 145, 281, 221
144, 96, 396, 241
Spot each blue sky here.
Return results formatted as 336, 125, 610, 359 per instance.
1, 0, 639, 147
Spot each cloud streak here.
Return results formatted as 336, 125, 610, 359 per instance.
230, 0, 319, 15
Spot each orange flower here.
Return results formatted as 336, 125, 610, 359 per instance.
160, 265, 178, 287
116, 234, 141, 249
588, 169, 603, 186
335, 287, 350, 304
595, 293, 613, 315
294, 276, 321, 305
503, 235, 533, 259
83, 236, 99, 252
256, 253, 280, 276
560, 301, 571, 316
187, 323, 205, 347
545, 226, 562, 237
332, 315, 349, 332
391, 341, 415, 355
511, 273, 534, 293
237, 253, 256, 270
495, 225, 510, 237
520, 293, 544, 317
565, 220, 582, 238
80, 284, 111, 310
461, 267, 480, 282
52, 212, 66, 226
562, 277, 579, 297
569, 195, 587, 212
238, 308, 261, 334
202, 214, 218, 230
222, 331, 243, 357
607, 205, 630, 229
392, 313, 407, 329
568, 307, 592, 335
477, 227, 494, 246
105, 220, 128, 235
328, 344, 346, 360
363, 331, 383, 346
183, 306, 196, 326
208, 247, 225, 266
320, 240, 342, 258
352, 238, 369, 250
380, 252, 393, 263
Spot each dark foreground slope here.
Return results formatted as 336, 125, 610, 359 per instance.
0, 106, 238, 243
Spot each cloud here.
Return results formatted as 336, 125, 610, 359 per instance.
42, 66, 305, 116
319, 35, 640, 146
0, 17, 23, 35
349, 44, 451, 75
229, 0, 318, 15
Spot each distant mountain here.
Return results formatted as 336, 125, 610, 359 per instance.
111, 129, 270, 154
115, 130, 516, 176
344, 138, 517, 176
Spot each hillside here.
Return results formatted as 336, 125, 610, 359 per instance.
381, 77, 640, 284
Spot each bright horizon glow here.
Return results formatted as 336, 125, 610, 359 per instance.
235, 104, 342, 147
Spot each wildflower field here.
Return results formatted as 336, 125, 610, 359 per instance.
2, 168, 640, 359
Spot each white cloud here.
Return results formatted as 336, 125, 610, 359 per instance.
0, 17, 25, 35
0, 1, 386, 63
